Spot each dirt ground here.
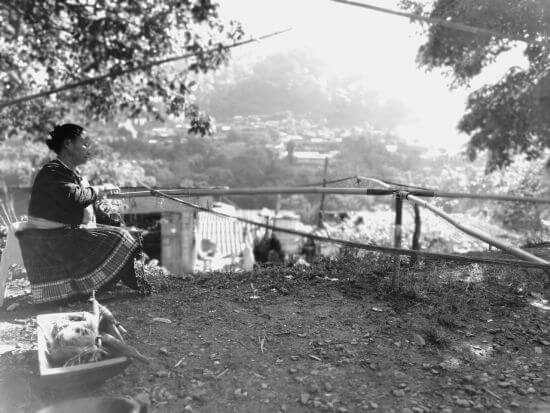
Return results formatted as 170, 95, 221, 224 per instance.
1, 257, 550, 413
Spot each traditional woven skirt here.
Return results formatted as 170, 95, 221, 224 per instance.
16, 225, 140, 304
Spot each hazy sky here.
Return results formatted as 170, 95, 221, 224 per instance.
218, 0, 527, 152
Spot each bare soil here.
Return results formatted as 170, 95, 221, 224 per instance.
1, 256, 550, 413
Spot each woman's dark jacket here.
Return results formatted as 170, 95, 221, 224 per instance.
28, 160, 97, 226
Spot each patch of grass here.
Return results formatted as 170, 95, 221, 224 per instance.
423, 325, 451, 348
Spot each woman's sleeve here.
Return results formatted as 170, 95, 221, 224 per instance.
44, 168, 98, 208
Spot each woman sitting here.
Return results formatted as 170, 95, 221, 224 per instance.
16, 123, 148, 304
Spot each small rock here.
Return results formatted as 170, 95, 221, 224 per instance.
134, 392, 150, 407
369, 402, 379, 409
159, 347, 169, 355
324, 382, 333, 392
402, 409, 414, 413
350, 339, 358, 345
313, 399, 323, 408
156, 370, 169, 378
398, 382, 408, 389
455, 399, 472, 408
413, 333, 426, 346
498, 381, 511, 388
261, 383, 268, 389
300, 392, 310, 405
464, 385, 477, 395
411, 407, 423, 413
392, 389, 405, 397
152, 317, 172, 324
288, 368, 297, 374
527, 387, 536, 394
337, 407, 348, 413
462, 375, 474, 383
280, 403, 287, 412
510, 401, 520, 408
234, 388, 247, 398
534, 347, 543, 354
290, 355, 299, 361
308, 382, 320, 394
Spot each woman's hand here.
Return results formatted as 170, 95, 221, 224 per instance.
93, 183, 121, 198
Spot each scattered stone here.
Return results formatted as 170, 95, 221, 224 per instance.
369, 402, 379, 409
464, 385, 477, 395
300, 393, 310, 405
189, 388, 207, 402
413, 333, 426, 346
308, 382, 320, 394
134, 392, 150, 407
156, 370, 169, 378
455, 399, 472, 408
152, 317, 172, 324
159, 347, 169, 355
411, 407, 423, 413
234, 388, 247, 398
350, 339, 358, 345
510, 401, 520, 408
527, 387, 536, 394
288, 368, 297, 374
261, 383, 268, 389
313, 399, 323, 408
280, 403, 287, 412
534, 347, 543, 354
324, 382, 333, 392
290, 355, 299, 361
392, 389, 405, 397
462, 375, 474, 383
337, 407, 348, 413
297, 333, 307, 338
397, 383, 408, 389
498, 381, 511, 388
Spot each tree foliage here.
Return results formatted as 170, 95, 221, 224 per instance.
400, 0, 550, 170
0, 0, 244, 139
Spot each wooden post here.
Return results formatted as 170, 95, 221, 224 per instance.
411, 204, 421, 266
393, 192, 403, 248
392, 192, 403, 291
317, 157, 329, 227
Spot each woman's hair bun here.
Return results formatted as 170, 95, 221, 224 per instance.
46, 123, 84, 154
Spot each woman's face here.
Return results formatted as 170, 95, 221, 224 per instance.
65, 132, 91, 166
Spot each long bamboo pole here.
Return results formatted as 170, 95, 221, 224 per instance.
405, 193, 550, 265
140, 185, 550, 269
111, 186, 402, 198
434, 191, 550, 204
358, 176, 550, 204
0, 29, 292, 110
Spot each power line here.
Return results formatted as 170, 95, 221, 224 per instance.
330, 0, 532, 44
0, 28, 292, 111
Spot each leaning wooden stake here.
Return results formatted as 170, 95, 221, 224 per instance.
405, 193, 550, 266
410, 204, 421, 266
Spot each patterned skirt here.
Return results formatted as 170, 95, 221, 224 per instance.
16, 225, 141, 304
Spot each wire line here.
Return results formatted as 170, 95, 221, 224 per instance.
0, 28, 292, 110
330, 0, 533, 44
